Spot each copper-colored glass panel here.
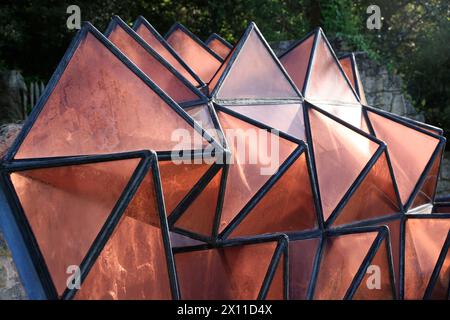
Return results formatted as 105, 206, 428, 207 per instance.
107, 23, 200, 104
339, 56, 356, 89
353, 239, 395, 300
170, 232, 204, 248
280, 34, 314, 94
404, 218, 450, 299
208, 46, 235, 94
367, 110, 440, 205
175, 242, 277, 299
11, 158, 139, 296
134, 22, 200, 87
15, 31, 207, 159
430, 240, 450, 300
313, 232, 377, 299
175, 168, 222, 236
266, 255, 285, 300
360, 114, 371, 134
411, 147, 442, 208
166, 28, 222, 83
334, 151, 400, 226
215, 28, 299, 100
309, 107, 378, 221
217, 111, 297, 232
305, 32, 359, 105
75, 169, 172, 299
186, 104, 222, 144
313, 102, 362, 129
207, 38, 232, 59
382, 218, 401, 295
159, 161, 211, 215
289, 238, 321, 300
229, 152, 317, 237
434, 206, 450, 214
224, 103, 306, 141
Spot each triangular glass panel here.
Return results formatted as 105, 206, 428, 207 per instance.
10, 157, 140, 296
165, 23, 222, 84
211, 23, 300, 101
133, 16, 202, 87
367, 109, 440, 206
339, 54, 368, 105
206, 33, 232, 59
106, 16, 205, 105
333, 150, 401, 226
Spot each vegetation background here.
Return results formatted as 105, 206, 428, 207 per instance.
0, 0, 448, 141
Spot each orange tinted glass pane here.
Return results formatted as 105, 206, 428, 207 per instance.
404, 218, 450, 299
186, 104, 222, 144
367, 110, 440, 205
229, 152, 317, 237
107, 23, 201, 104
175, 241, 277, 299
224, 104, 306, 141
411, 147, 442, 208
134, 21, 200, 87
175, 168, 222, 236
207, 38, 232, 59
215, 28, 299, 100
334, 151, 400, 226
353, 239, 395, 300
266, 255, 285, 300
313, 232, 377, 299
339, 56, 356, 89
216, 111, 297, 232
289, 238, 321, 300
309, 107, 378, 221
166, 28, 221, 83
280, 33, 314, 94
159, 161, 211, 215
305, 32, 359, 105
382, 218, 401, 295
313, 102, 362, 129
15, 30, 207, 159
75, 169, 172, 300
10, 158, 139, 296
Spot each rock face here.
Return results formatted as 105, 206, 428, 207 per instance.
0, 232, 27, 299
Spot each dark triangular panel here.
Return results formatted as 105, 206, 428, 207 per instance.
165, 23, 222, 84
106, 16, 205, 105
133, 16, 203, 87
210, 23, 300, 101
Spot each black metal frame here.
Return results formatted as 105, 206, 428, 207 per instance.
105, 15, 207, 108
0, 150, 180, 300
172, 233, 289, 300
338, 53, 365, 102
289, 225, 397, 300
204, 33, 233, 49
363, 105, 446, 211
132, 15, 205, 89
209, 22, 302, 103
164, 22, 224, 63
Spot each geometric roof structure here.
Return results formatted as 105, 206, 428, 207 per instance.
0, 18, 448, 300
205, 33, 233, 60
